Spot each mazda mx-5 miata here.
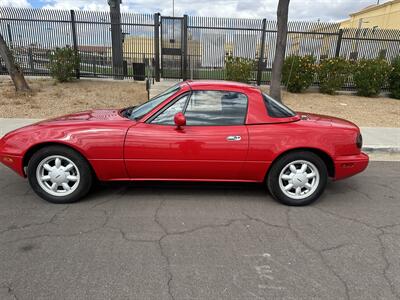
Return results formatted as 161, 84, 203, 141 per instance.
0, 80, 369, 206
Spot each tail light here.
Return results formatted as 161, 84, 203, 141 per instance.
356, 133, 363, 149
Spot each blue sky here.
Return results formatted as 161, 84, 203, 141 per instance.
28, 0, 42, 8
0, 0, 391, 21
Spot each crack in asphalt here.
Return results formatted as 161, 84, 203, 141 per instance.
0, 205, 70, 235
2, 210, 108, 245
378, 223, 400, 231
285, 208, 351, 300
377, 231, 400, 299
242, 212, 289, 230
154, 198, 175, 300
314, 206, 400, 299
151, 197, 255, 300
320, 243, 349, 253
241, 209, 334, 295
1, 180, 399, 299
0, 283, 18, 300
1, 189, 129, 245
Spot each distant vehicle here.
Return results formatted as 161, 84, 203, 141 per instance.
0, 80, 368, 206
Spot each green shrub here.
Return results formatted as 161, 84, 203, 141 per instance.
389, 56, 400, 99
282, 55, 316, 93
353, 58, 390, 97
225, 55, 255, 83
317, 57, 351, 95
49, 46, 80, 82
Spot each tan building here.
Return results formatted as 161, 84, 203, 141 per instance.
340, 0, 400, 30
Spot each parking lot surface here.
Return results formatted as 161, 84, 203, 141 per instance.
0, 161, 399, 300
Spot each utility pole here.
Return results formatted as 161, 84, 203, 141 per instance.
108, 0, 124, 79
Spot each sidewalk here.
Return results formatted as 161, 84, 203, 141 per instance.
1, 118, 399, 154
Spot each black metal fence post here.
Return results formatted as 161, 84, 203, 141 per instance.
257, 18, 267, 86
6, 23, 13, 49
182, 14, 188, 81
335, 28, 343, 57
70, 10, 80, 79
154, 13, 160, 82
28, 47, 34, 73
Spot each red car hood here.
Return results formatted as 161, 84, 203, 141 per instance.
297, 112, 359, 130
37, 109, 126, 125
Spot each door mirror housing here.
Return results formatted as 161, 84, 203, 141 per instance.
174, 112, 186, 128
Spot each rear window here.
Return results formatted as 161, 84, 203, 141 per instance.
262, 93, 296, 118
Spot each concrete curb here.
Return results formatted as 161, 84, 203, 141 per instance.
362, 146, 400, 154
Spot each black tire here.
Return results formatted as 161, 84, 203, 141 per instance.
267, 151, 328, 206
27, 145, 93, 204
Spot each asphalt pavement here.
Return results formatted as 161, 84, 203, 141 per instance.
0, 161, 399, 300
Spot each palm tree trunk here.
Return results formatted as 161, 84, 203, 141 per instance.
270, 0, 290, 102
0, 33, 31, 92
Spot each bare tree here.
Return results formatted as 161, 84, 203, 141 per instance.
270, 0, 290, 102
0, 33, 31, 92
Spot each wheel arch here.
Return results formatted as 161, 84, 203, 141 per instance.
22, 142, 97, 179
266, 147, 335, 180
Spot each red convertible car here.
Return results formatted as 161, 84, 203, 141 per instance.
0, 80, 368, 206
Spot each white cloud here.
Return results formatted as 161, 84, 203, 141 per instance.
26, 0, 393, 21
0, 0, 31, 8
42, 0, 108, 11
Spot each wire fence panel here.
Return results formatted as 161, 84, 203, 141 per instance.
0, 7, 73, 76
187, 16, 264, 82
0, 7, 156, 79
1, 7, 400, 88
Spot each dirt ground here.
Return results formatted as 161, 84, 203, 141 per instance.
0, 78, 147, 119
261, 87, 399, 127
0, 78, 399, 127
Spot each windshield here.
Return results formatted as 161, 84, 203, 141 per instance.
127, 84, 181, 120
262, 93, 296, 118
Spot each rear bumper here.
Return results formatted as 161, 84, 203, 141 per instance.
334, 152, 369, 180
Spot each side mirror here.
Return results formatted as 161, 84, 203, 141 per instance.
174, 112, 186, 128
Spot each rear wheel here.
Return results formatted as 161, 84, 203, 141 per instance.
267, 151, 328, 206
27, 146, 93, 204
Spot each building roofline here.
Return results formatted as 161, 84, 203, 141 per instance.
349, 0, 400, 17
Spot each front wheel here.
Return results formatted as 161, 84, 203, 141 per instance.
27, 146, 93, 204
267, 151, 328, 206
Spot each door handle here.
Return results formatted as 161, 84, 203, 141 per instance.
226, 135, 241, 141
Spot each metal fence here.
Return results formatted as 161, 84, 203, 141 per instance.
0, 7, 157, 79
1, 7, 400, 87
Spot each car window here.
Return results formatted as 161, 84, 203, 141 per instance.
184, 91, 247, 126
262, 93, 296, 118
151, 95, 189, 125
128, 84, 181, 120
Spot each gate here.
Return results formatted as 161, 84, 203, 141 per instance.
160, 16, 187, 79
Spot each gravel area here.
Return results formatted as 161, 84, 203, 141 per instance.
0, 78, 147, 119
0, 78, 399, 127
260, 87, 399, 127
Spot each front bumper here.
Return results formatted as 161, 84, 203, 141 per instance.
334, 152, 369, 180
0, 138, 25, 177
0, 153, 25, 177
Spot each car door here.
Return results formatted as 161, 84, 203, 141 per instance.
124, 90, 249, 180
